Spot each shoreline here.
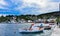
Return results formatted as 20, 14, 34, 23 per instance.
51, 25, 60, 36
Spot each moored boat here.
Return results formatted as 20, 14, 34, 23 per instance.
19, 28, 44, 34
42, 23, 51, 30
19, 23, 44, 34
44, 26, 51, 30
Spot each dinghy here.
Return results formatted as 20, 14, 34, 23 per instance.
19, 28, 44, 34
19, 23, 44, 34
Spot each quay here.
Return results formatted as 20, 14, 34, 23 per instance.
51, 25, 60, 36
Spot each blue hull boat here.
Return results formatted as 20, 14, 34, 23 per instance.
19, 28, 44, 34
19, 23, 44, 34
19, 30, 43, 34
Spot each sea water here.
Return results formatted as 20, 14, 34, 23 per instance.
0, 23, 53, 36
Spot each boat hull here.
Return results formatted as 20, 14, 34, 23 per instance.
19, 30, 43, 34
44, 26, 51, 30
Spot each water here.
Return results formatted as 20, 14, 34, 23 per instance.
0, 23, 54, 36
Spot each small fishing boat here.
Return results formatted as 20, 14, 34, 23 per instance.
19, 28, 44, 34
19, 23, 44, 34
44, 26, 51, 30
43, 24, 51, 30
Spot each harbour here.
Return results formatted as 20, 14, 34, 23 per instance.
0, 23, 57, 36
0, 0, 59, 36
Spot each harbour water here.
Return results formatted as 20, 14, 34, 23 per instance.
0, 23, 54, 36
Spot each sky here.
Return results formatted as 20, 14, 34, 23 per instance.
0, 0, 60, 16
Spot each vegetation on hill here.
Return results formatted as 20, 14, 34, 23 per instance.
0, 11, 60, 23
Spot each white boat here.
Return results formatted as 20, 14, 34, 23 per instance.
19, 28, 44, 34
19, 23, 44, 34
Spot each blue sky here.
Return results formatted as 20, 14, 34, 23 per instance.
0, 0, 60, 16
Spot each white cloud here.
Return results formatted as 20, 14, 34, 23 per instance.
0, 0, 8, 5
23, 0, 49, 8
0, 5, 4, 8
0, 0, 9, 9
39, 2, 59, 13
0, 14, 7, 17
0, 0, 59, 15
15, 0, 59, 15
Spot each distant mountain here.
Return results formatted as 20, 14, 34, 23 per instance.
39, 11, 60, 16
